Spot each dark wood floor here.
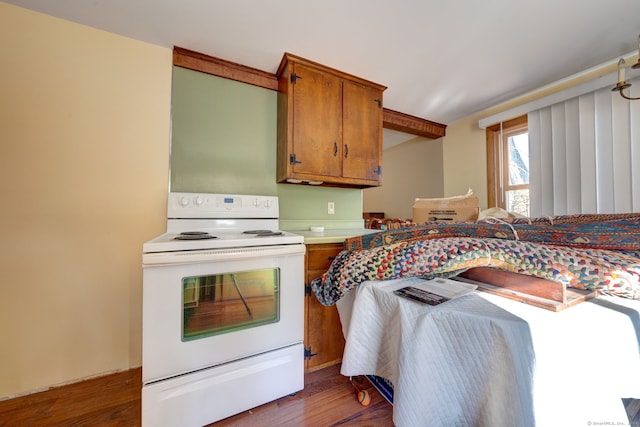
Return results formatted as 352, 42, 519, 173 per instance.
0, 368, 141, 427
0, 365, 393, 427
211, 366, 393, 427
1, 364, 638, 427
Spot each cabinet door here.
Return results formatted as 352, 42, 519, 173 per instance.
342, 80, 383, 183
291, 64, 342, 178
305, 243, 345, 372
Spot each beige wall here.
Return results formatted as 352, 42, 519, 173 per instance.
442, 63, 621, 209
363, 136, 444, 219
442, 115, 488, 208
0, 3, 172, 397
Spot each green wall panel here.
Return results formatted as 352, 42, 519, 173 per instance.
277, 184, 362, 221
170, 66, 363, 225
170, 66, 278, 195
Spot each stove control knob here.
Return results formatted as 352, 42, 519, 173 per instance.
194, 196, 204, 206
264, 199, 271, 208
179, 197, 189, 207
252, 198, 260, 207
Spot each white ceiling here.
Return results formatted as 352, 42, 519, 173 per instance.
5, 0, 640, 128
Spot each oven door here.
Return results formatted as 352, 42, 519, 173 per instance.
142, 244, 305, 384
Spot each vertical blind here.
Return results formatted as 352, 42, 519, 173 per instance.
528, 76, 640, 217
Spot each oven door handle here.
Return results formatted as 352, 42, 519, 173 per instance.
143, 244, 306, 266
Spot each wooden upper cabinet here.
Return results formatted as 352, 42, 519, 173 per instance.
291, 63, 343, 178
342, 80, 383, 182
277, 53, 386, 188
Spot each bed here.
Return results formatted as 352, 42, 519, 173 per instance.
310, 214, 640, 426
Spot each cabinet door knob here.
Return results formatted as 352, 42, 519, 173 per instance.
344, 144, 349, 158
333, 141, 338, 157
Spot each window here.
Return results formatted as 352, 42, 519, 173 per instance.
486, 115, 530, 216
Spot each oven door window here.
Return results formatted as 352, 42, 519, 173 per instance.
182, 268, 280, 341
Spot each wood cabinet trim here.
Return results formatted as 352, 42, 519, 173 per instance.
173, 46, 278, 90
383, 108, 446, 139
173, 46, 444, 138
276, 52, 387, 91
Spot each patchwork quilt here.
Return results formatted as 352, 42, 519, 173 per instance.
311, 215, 640, 306
345, 213, 640, 251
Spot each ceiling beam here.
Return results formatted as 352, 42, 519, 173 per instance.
173, 47, 446, 138
173, 47, 278, 90
383, 109, 446, 139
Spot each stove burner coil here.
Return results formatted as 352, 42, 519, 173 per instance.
174, 231, 217, 240
243, 230, 284, 236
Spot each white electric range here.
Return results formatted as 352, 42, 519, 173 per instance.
142, 192, 305, 427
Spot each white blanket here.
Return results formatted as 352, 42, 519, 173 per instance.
338, 278, 640, 427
